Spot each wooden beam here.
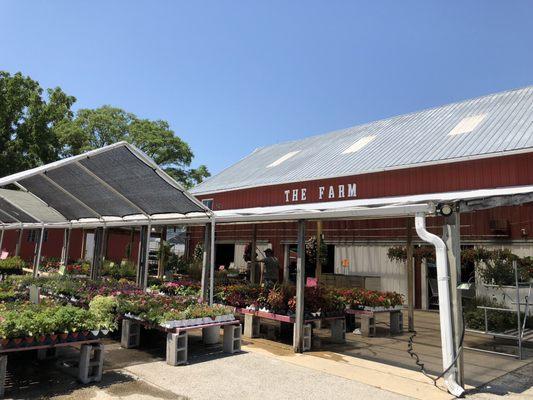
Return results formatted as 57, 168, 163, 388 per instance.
443, 212, 464, 387
406, 218, 414, 332
294, 219, 306, 353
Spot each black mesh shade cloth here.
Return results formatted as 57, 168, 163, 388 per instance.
0, 198, 37, 223
80, 146, 204, 215
45, 163, 141, 217
19, 175, 100, 220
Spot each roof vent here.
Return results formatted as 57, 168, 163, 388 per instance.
342, 135, 376, 154
267, 151, 300, 168
448, 114, 486, 136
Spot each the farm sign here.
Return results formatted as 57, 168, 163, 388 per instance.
283, 183, 357, 203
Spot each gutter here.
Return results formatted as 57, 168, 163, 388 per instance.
415, 213, 465, 397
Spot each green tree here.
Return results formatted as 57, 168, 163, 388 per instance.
0, 71, 76, 177
57, 105, 210, 188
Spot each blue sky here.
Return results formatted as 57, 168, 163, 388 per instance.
3, 1, 533, 175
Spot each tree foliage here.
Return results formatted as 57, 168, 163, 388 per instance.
56, 105, 209, 188
0, 71, 209, 188
0, 71, 75, 177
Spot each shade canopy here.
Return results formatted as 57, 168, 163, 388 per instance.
0, 142, 211, 229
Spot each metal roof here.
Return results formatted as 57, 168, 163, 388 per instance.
0, 142, 211, 229
192, 85, 533, 195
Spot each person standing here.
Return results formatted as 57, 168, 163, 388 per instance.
259, 248, 279, 286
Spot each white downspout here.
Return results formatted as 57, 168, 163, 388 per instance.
415, 213, 465, 397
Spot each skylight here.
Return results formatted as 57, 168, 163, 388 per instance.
267, 151, 300, 168
342, 135, 376, 154
448, 114, 486, 136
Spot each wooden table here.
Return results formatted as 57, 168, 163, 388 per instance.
235, 308, 346, 351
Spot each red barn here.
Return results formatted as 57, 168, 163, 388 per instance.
188, 85, 533, 309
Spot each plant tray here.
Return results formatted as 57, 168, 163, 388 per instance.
0, 330, 107, 352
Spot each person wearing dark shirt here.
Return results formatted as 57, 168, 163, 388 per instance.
259, 248, 279, 286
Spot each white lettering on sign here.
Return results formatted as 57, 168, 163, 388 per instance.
284, 183, 357, 203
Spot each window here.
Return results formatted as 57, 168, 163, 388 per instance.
267, 151, 300, 168
202, 199, 214, 210
26, 230, 48, 243
448, 114, 486, 136
342, 135, 376, 154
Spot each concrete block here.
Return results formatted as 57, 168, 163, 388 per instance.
360, 315, 376, 337
78, 343, 104, 384
243, 314, 260, 338
294, 323, 312, 351
202, 325, 221, 345
166, 331, 188, 366
0, 355, 6, 398
330, 319, 346, 343
389, 311, 403, 335
223, 324, 242, 354
121, 319, 141, 349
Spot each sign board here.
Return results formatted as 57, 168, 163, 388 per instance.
58, 264, 66, 275
29, 285, 41, 304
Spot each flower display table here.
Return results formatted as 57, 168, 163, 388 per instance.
0, 336, 104, 398
345, 307, 403, 337
235, 307, 346, 351
120, 316, 242, 366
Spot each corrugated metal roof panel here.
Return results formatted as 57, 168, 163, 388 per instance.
192, 85, 533, 194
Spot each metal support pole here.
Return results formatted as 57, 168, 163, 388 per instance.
406, 218, 415, 332
294, 220, 306, 353
60, 228, 71, 266
158, 226, 168, 278
443, 212, 464, 385
90, 228, 105, 280
15, 228, 23, 257
33, 227, 45, 278
316, 221, 323, 280
143, 223, 151, 289
514, 260, 523, 359
209, 219, 216, 305
250, 225, 257, 284
200, 223, 211, 303
0, 228, 4, 253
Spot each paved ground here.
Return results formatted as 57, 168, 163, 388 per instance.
2, 314, 532, 400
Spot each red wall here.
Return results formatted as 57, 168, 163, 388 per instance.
189, 153, 533, 273
0, 228, 140, 266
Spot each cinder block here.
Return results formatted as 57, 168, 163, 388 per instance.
243, 314, 260, 338
223, 324, 242, 354
330, 319, 346, 344
0, 355, 6, 398
294, 323, 312, 351
166, 331, 188, 366
121, 319, 141, 349
360, 315, 376, 337
202, 325, 221, 345
389, 311, 403, 335
78, 343, 104, 384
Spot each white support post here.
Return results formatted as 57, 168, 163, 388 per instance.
415, 213, 464, 397
60, 228, 71, 266
143, 223, 151, 289
0, 228, 4, 253
33, 227, 45, 278
200, 223, 211, 302
209, 219, 216, 305
283, 243, 290, 283
443, 211, 464, 387
250, 224, 257, 284
15, 228, 23, 256
406, 218, 415, 332
294, 219, 306, 353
